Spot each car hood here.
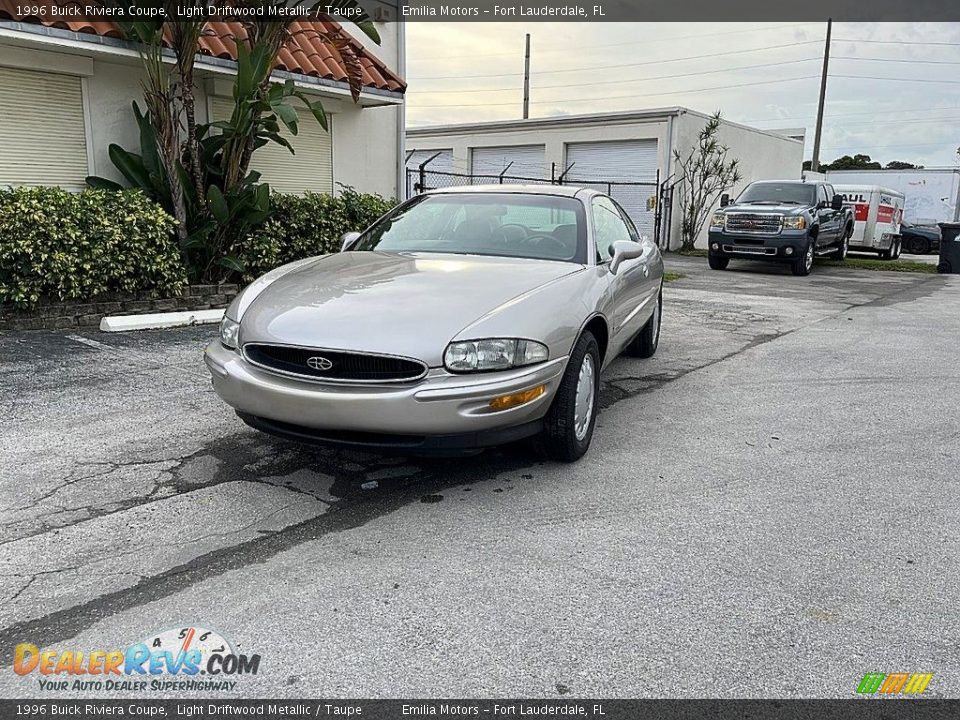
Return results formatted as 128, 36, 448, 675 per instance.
724, 204, 808, 215
239, 251, 583, 366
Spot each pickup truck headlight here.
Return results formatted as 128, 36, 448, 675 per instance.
782, 216, 806, 230
710, 212, 726, 229
220, 316, 240, 350
444, 338, 549, 373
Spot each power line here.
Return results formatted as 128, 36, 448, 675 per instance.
742, 104, 960, 124
407, 75, 819, 108
407, 40, 821, 81
832, 73, 960, 85
410, 22, 821, 61
833, 37, 960, 47
406, 58, 818, 95
833, 55, 960, 66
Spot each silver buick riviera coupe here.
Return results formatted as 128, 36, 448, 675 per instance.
204, 185, 664, 461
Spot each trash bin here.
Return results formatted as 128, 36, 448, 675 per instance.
937, 222, 960, 274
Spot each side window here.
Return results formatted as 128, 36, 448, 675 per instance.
612, 200, 641, 241
592, 196, 632, 263
817, 185, 828, 204
825, 184, 836, 199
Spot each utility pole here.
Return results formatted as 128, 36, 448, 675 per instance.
810, 18, 832, 173
522, 33, 531, 119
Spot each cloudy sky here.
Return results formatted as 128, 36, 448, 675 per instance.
404, 22, 960, 167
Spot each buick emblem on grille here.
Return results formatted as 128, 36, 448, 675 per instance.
307, 356, 333, 371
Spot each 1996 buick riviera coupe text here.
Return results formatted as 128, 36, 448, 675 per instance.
204, 186, 664, 461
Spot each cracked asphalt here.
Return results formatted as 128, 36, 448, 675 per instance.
1, 254, 958, 698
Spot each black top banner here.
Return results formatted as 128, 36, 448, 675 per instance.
3, 0, 960, 23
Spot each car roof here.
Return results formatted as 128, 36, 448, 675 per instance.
424, 183, 591, 199
749, 179, 817, 185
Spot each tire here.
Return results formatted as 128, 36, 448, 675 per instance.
625, 286, 662, 358
791, 239, 814, 276
938, 260, 952, 274
830, 232, 849, 260
880, 238, 901, 260
905, 236, 930, 255
892, 238, 902, 260
537, 331, 600, 462
708, 254, 729, 270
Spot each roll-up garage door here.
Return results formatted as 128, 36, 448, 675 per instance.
471, 145, 546, 183
405, 149, 453, 196
0, 66, 88, 190
211, 96, 332, 195
565, 140, 658, 236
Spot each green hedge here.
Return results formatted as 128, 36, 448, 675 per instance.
0, 187, 185, 308
0, 186, 395, 309
234, 188, 395, 282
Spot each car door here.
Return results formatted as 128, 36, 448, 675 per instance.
591, 196, 655, 348
818, 183, 841, 245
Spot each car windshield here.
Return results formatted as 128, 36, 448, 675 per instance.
737, 183, 816, 206
350, 193, 587, 263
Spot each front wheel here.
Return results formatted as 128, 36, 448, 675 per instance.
537, 332, 600, 462
708, 254, 729, 270
791, 240, 814, 276
831, 232, 849, 260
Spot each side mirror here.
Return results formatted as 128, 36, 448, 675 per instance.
340, 231, 361, 252
720, 194, 731, 207
831, 194, 844, 211
608, 240, 645, 274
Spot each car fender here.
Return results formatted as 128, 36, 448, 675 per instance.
451, 268, 604, 366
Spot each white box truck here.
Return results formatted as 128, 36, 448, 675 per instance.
834, 184, 905, 259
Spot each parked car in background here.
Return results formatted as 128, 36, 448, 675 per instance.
900, 221, 941, 256
205, 185, 665, 462
707, 180, 853, 276
834, 184, 906, 260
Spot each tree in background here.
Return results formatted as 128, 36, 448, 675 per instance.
802, 155, 924, 171
674, 112, 742, 252
87, 1, 378, 282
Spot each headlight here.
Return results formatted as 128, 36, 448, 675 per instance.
782, 216, 806, 230
220, 316, 240, 350
710, 213, 726, 228
444, 338, 549, 373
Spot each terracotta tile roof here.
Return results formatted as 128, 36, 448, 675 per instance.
0, 1, 405, 93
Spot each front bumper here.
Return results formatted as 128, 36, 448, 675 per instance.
204, 340, 566, 442
708, 230, 808, 260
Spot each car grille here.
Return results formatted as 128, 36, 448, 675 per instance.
243, 344, 427, 383
723, 245, 777, 256
726, 213, 782, 234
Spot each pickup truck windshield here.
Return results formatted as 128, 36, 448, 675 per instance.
737, 183, 816, 206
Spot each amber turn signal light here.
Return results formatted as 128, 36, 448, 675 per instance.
489, 385, 546, 411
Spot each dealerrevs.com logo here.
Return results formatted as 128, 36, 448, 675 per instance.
14, 626, 260, 693
856, 672, 933, 695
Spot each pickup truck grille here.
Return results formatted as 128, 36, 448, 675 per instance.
243, 344, 428, 383
726, 213, 782, 234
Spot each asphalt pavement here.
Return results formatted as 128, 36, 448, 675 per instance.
1, 254, 957, 698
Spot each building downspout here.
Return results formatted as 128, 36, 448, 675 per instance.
665, 111, 677, 250
397, 21, 406, 201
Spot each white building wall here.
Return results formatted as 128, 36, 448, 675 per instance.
407, 116, 671, 185
672, 110, 804, 249
0, 35, 403, 198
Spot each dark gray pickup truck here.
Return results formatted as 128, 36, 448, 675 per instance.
707, 180, 855, 276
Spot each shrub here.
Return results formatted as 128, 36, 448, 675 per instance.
233, 189, 395, 282
0, 187, 185, 308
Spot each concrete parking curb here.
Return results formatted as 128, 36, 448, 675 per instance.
99, 308, 225, 332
